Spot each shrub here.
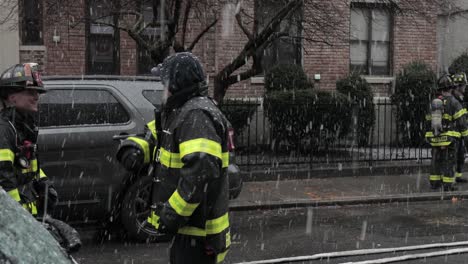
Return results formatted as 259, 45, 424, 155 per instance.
264, 90, 352, 151
336, 73, 375, 146
264, 64, 312, 92
220, 99, 258, 135
391, 61, 436, 146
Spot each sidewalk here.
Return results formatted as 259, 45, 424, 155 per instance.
230, 164, 468, 211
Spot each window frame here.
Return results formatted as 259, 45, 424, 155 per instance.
37, 87, 131, 128
136, 0, 169, 75
20, 0, 43, 45
349, 3, 394, 76
254, 0, 303, 75
86, 0, 120, 75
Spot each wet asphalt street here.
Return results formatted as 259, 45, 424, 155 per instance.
73, 199, 468, 264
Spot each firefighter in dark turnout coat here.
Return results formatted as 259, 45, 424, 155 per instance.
117, 52, 230, 263
0, 63, 58, 216
451, 72, 468, 183
425, 74, 468, 191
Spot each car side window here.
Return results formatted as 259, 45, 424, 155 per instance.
142, 90, 163, 108
38, 89, 130, 127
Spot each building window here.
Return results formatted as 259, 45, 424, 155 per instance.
87, 0, 119, 75
21, 0, 43, 45
256, 0, 302, 74
137, 1, 169, 75
350, 6, 392, 76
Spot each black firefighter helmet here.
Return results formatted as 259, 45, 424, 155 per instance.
0, 63, 46, 98
437, 74, 455, 91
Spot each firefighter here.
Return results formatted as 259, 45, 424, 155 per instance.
116, 52, 230, 264
0, 63, 58, 216
451, 72, 468, 183
425, 74, 468, 191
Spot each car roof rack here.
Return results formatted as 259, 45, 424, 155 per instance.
42, 75, 161, 82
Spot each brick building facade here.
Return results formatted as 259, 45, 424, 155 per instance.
18, 0, 438, 99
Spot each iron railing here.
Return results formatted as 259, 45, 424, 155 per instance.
222, 98, 431, 170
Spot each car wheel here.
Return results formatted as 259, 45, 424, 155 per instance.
120, 174, 172, 242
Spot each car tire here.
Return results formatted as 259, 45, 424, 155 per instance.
120, 174, 172, 242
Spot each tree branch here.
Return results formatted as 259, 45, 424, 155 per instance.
235, 0, 253, 40
181, 0, 193, 48
187, 18, 218, 51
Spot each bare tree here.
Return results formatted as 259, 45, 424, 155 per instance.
2, 0, 463, 102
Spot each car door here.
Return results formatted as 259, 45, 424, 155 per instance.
37, 84, 144, 223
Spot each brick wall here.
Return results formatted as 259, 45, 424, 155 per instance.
393, 7, 438, 74
37, 0, 438, 98
42, 1, 86, 75
303, 0, 350, 91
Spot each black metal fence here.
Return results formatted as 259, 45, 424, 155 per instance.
222, 98, 431, 170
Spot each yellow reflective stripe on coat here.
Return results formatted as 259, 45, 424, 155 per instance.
461, 129, 468, 137
147, 211, 160, 229
179, 138, 229, 168
159, 148, 184, 168
128, 137, 150, 164
146, 120, 158, 139
442, 176, 455, 183
178, 226, 206, 236
0, 149, 14, 163
217, 250, 229, 263
425, 131, 461, 138
429, 175, 441, 181
453, 108, 467, 120
206, 213, 229, 235
430, 142, 451, 147
180, 138, 222, 159
7, 188, 21, 202
169, 190, 199, 216
455, 172, 463, 178
39, 169, 47, 178
23, 202, 37, 215
21, 159, 38, 174
443, 113, 452, 121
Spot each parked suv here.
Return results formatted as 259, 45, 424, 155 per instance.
37, 76, 242, 241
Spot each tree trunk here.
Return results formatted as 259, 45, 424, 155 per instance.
213, 74, 229, 104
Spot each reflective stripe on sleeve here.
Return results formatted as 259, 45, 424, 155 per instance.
206, 213, 229, 235
453, 108, 467, 120
168, 190, 199, 216
7, 188, 21, 202
180, 138, 222, 160
0, 149, 14, 163
128, 137, 150, 164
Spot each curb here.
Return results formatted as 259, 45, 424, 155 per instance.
240, 162, 431, 182
228, 191, 468, 211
